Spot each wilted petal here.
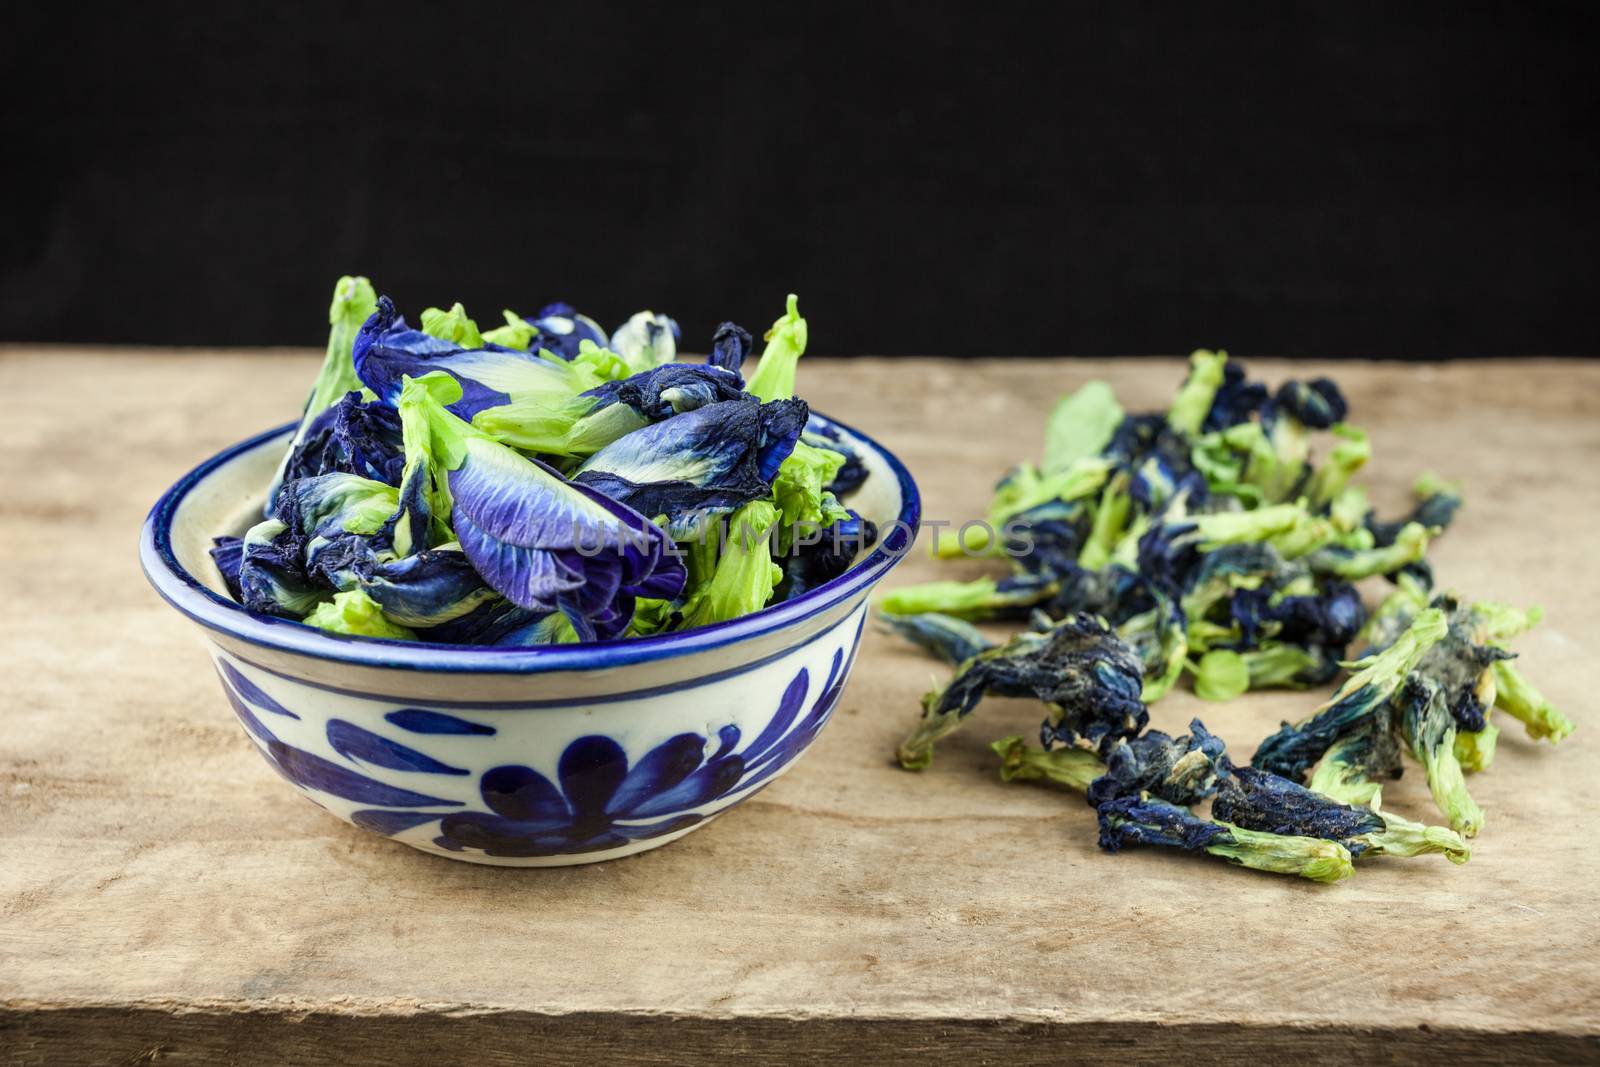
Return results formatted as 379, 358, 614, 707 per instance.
574, 398, 807, 524
279, 392, 405, 492
210, 536, 245, 600
237, 518, 322, 617
706, 322, 752, 373
355, 546, 500, 629
582, 364, 745, 421
524, 302, 609, 360
610, 310, 680, 370
446, 432, 684, 626
355, 296, 593, 419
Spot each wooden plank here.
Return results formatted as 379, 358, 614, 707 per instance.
2, 349, 1597, 1062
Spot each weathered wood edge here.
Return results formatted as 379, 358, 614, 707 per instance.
2, 1008, 1596, 1067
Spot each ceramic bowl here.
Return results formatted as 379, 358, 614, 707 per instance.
140, 414, 919, 867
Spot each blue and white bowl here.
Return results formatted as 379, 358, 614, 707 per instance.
140, 415, 919, 867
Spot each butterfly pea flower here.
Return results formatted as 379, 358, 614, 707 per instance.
1252, 607, 1448, 781
388, 596, 543, 646
1214, 764, 1468, 864
237, 517, 322, 617
1087, 719, 1228, 808
353, 546, 500, 631
1307, 708, 1404, 807
987, 458, 1113, 533
1367, 472, 1464, 547
519, 301, 609, 361
235, 472, 402, 616
1103, 412, 1197, 491
707, 322, 753, 373
1201, 360, 1269, 433
210, 536, 245, 601
397, 373, 685, 641
804, 430, 868, 497
745, 294, 808, 403
278, 391, 406, 490
267, 276, 380, 506
771, 439, 854, 559
773, 439, 847, 525
1237, 379, 1346, 503
1129, 454, 1195, 515
609, 310, 681, 372
880, 612, 994, 665
481, 360, 748, 460
897, 613, 1147, 770
1096, 793, 1355, 884
302, 589, 418, 641
354, 296, 612, 423
1409, 598, 1516, 733
573, 397, 807, 532
494, 610, 581, 646
677, 500, 784, 631
1190, 649, 1251, 701
1132, 505, 1302, 596
1230, 578, 1366, 654
1358, 571, 1433, 648
1306, 520, 1432, 580
1041, 563, 1150, 626
1248, 643, 1338, 689
277, 473, 404, 590
778, 508, 875, 600
584, 363, 747, 422
1272, 378, 1348, 430
1397, 675, 1485, 836
1177, 542, 1280, 625
1326, 484, 1372, 537
473, 381, 641, 460
478, 310, 539, 350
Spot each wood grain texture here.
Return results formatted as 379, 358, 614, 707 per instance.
2, 349, 1598, 1064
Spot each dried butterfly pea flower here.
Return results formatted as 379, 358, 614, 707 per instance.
1306, 704, 1404, 807
1214, 764, 1467, 864
278, 392, 406, 491
1252, 608, 1449, 781
1397, 674, 1485, 837
1096, 793, 1355, 884
776, 509, 875, 602
516, 301, 610, 361
1087, 719, 1227, 809
896, 613, 1146, 770
265, 276, 379, 507
608, 310, 680, 372
395, 373, 684, 641
573, 396, 807, 531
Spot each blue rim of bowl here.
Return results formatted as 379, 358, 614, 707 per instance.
140, 412, 921, 673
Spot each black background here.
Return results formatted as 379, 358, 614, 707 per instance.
3, 2, 1596, 358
